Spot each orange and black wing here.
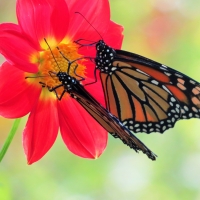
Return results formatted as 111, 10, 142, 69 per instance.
71, 83, 157, 160
95, 40, 200, 134
50, 71, 157, 160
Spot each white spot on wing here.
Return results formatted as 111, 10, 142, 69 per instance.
162, 85, 172, 94
189, 113, 193, 117
136, 69, 149, 76
156, 124, 160, 128
111, 67, 117, 71
190, 80, 196, 84
162, 64, 168, 68
192, 107, 198, 113
151, 80, 159, 85
175, 73, 183, 78
129, 126, 134, 130
160, 67, 168, 71
184, 106, 189, 111
123, 121, 127, 125
171, 97, 176, 102
181, 109, 185, 114
164, 72, 171, 76
176, 108, 180, 113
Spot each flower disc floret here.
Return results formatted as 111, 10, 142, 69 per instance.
0, 0, 123, 164
37, 42, 86, 98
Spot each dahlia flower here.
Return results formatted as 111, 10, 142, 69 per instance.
0, 0, 123, 164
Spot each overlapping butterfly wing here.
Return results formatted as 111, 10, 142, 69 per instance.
117, 50, 200, 120
70, 82, 157, 160
96, 41, 200, 134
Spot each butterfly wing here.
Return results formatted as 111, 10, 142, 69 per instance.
116, 50, 200, 120
71, 83, 157, 160
96, 41, 200, 134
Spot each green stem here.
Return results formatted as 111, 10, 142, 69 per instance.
0, 118, 21, 162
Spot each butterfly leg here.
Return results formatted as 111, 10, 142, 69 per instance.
39, 82, 46, 88
47, 84, 63, 92
54, 89, 65, 100
84, 68, 97, 86
73, 63, 85, 81
47, 84, 65, 100
39, 81, 65, 100
74, 39, 97, 48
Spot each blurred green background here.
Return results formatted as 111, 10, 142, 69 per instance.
1, 0, 200, 199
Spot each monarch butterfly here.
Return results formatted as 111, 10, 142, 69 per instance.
77, 40, 200, 134
41, 44, 157, 160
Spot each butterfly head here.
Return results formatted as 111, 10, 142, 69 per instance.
95, 40, 116, 73
96, 40, 106, 51
57, 72, 77, 91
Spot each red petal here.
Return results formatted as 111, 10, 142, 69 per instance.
17, 0, 69, 47
67, 0, 110, 42
0, 23, 21, 33
23, 96, 59, 164
83, 78, 106, 107
104, 21, 124, 49
0, 62, 41, 118
58, 97, 108, 159
0, 23, 39, 73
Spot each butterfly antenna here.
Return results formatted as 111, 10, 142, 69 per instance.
25, 75, 49, 79
56, 46, 72, 74
44, 38, 61, 72
75, 12, 103, 40
56, 46, 85, 80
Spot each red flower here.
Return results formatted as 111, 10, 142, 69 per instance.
0, 0, 123, 164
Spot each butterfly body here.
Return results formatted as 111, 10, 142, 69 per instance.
49, 71, 157, 160
95, 40, 200, 134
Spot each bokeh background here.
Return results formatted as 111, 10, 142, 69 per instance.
1, 0, 200, 199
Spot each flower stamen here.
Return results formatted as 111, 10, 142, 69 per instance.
32, 42, 86, 98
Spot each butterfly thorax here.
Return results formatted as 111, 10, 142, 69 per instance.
95, 40, 116, 75
57, 72, 77, 92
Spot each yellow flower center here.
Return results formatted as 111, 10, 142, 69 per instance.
27, 42, 86, 99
